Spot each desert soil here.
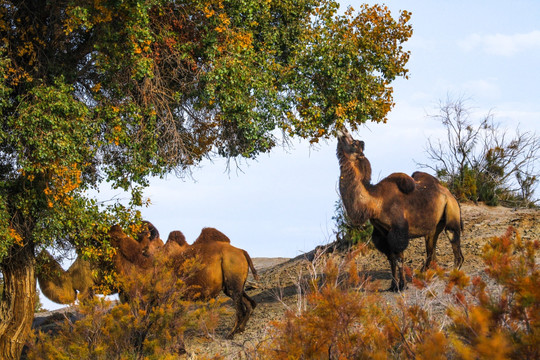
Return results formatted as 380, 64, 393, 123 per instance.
33, 203, 540, 359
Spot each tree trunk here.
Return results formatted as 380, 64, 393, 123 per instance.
0, 244, 36, 360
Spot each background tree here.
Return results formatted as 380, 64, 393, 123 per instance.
0, 1, 412, 357
419, 97, 540, 206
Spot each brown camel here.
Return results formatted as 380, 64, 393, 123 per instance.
38, 224, 258, 338
158, 227, 258, 338
36, 221, 158, 304
337, 128, 463, 291
37, 250, 94, 304
156, 230, 189, 258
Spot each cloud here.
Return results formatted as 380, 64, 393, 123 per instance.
459, 30, 540, 56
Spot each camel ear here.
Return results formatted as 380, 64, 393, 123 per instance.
359, 141, 365, 151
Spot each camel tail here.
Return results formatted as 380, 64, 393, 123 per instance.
243, 250, 259, 281
444, 195, 462, 234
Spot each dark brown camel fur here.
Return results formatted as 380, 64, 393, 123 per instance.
156, 227, 258, 338
36, 221, 158, 304
337, 128, 463, 291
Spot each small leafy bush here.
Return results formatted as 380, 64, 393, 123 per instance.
332, 199, 373, 248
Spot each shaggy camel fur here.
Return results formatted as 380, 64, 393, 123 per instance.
156, 227, 258, 338
337, 128, 463, 291
36, 221, 158, 304
38, 224, 258, 338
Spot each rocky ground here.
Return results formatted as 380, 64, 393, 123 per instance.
33, 203, 540, 359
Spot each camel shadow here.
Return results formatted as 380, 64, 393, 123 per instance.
248, 267, 415, 302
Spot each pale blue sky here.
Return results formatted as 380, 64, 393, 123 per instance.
42, 0, 540, 309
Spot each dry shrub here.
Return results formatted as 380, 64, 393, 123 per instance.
26, 228, 538, 359
26, 253, 228, 359
255, 245, 439, 359
256, 227, 539, 359
445, 226, 539, 359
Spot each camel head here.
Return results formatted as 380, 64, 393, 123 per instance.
336, 127, 372, 184
337, 127, 366, 160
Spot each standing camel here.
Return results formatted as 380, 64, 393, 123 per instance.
159, 227, 258, 338
337, 128, 463, 291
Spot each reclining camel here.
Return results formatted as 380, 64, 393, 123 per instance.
37, 221, 158, 304
37, 224, 258, 338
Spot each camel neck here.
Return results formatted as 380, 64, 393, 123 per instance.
338, 156, 374, 225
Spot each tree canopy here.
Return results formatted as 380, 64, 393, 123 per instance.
0, 0, 412, 357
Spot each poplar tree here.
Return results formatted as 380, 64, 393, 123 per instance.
0, 1, 412, 357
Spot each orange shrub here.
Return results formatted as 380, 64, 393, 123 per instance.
445, 227, 539, 359
26, 253, 227, 359
256, 227, 538, 359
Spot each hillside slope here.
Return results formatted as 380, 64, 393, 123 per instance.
184, 202, 540, 358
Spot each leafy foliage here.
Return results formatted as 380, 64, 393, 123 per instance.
0, 0, 413, 265
332, 199, 373, 247
1, 1, 412, 357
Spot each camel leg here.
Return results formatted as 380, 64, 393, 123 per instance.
387, 252, 406, 292
385, 219, 409, 292
397, 252, 406, 290
387, 253, 398, 292
390, 252, 407, 292
231, 291, 256, 336
243, 291, 257, 310
447, 229, 464, 269
372, 228, 400, 291
226, 290, 247, 339
237, 292, 255, 333
423, 226, 443, 272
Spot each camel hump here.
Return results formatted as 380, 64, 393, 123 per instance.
385, 173, 416, 194
109, 224, 124, 235
193, 227, 232, 245
411, 171, 440, 185
167, 230, 188, 247
140, 220, 160, 241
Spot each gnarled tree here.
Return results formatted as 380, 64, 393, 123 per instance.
0, 1, 411, 358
